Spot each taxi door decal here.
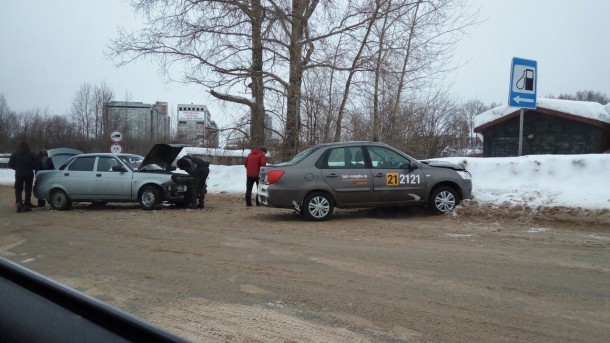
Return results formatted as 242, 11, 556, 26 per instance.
386, 172, 399, 186
386, 172, 421, 186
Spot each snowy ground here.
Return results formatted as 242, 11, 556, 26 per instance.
1, 154, 609, 210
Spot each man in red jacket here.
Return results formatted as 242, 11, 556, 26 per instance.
244, 146, 267, 206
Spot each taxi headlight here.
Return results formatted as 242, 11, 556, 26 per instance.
457, 170, 471, 180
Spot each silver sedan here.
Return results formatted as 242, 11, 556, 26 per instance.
34, 144, 189, 210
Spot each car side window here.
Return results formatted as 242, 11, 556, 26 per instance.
67, 157, 95, 171
324, 147, 365, 169
97, 157, 119, 172
58, 156, 77, 170
367, 146, 410, 169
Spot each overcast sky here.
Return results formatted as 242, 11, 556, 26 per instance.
1, 0, 609, 128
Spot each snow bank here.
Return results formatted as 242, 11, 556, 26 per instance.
433, 154, 610, 209
2, 154, 609, 210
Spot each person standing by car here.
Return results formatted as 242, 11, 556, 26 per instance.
8, 141, 38, 212
244, 146, 267, 207
35, 147, 54, 207
176, 155, 210, 209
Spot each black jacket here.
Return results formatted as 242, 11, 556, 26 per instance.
8, 146, 38, 177
177, 155, 210, 177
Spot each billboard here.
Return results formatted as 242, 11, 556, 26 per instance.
178, 110, 206, 121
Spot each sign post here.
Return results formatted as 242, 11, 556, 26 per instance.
109, 130, 124, 154
509, 57, 538, 156
109, 130, 123, 143
110, 143, 123, 154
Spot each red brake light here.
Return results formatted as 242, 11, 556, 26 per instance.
265, 170, 285, 185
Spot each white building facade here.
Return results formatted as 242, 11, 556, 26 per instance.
177, 104, 219, 147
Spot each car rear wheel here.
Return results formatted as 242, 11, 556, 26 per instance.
303, 192, 334, 221
49, 189, 72, 211
139, 186, 160, 211
429, 186, 459, 214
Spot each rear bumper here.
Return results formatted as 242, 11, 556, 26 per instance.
258, 184, 306, 209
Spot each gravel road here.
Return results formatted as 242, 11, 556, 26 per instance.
1, 186, 609, 342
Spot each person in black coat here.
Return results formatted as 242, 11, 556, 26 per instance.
8, 141, 39, 212
176, 155, 210, 209
35, 147, 54, 207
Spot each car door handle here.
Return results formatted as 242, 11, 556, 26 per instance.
374, 173, 384, 177
96, 174, 102, 177
326, 173, 338, 178
64, 173, 69, 176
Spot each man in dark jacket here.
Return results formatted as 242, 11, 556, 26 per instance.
244, 146, 267, 206
176, 155, 210, 209
8, 141, 39, 212
35, 147, 54, 207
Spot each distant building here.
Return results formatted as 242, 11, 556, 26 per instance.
103, 101, 171, 154
474, 98, 610, 157
176, 104, 219, 147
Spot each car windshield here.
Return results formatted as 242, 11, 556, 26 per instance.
118, 155, 144, 171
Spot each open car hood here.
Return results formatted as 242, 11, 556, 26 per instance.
140, 144, 188, 170
47, 148, 83, 169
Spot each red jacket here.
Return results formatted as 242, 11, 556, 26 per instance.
244, 148, 267, 177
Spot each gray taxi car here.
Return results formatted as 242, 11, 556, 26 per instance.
34, 144, 189, 211
258, 141, 472, 220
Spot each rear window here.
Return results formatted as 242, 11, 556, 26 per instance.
67, 157, 95, 171
289, 147, 319, 164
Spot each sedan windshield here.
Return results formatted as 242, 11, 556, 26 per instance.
118, 155, 144, 171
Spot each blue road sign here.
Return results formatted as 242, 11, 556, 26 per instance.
509, 57, 537, 109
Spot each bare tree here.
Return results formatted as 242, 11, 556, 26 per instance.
298, 0, 478, 152
452, 99, 495, 151
372, 0, 477, 144
333, 0, 384, 142
71, 83, 96, 139
109, 0, 267, 148
0, 94, 17, 150
551, 90, 610, 105
46, 114, 78, 149
108, 0, 478, 161
264, 0, 321, 159
264, 0, 379, 158
94, 81, 114, 138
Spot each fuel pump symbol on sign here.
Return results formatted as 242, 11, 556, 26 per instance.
516, 68, 535, 91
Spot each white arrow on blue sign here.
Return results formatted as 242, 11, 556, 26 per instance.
509, 57, 537, 109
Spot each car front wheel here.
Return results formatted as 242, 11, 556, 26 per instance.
50, 189, 72, 211
429, 186, 459, 214
139, 186, 161, 211
303, 192, 334, 221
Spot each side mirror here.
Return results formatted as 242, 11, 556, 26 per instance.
112, 165, 126, 172
408, 163, 419, 171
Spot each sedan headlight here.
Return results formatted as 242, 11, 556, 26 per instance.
456, 170, 471, 180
